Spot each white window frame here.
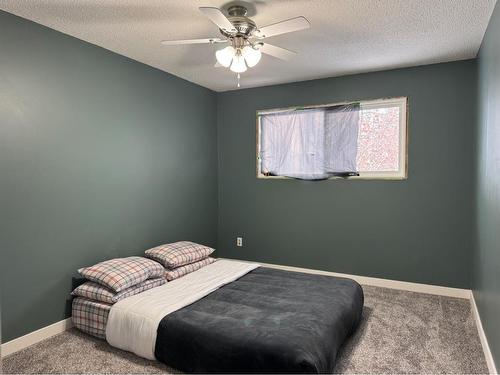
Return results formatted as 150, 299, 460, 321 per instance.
256, 96, 408, 180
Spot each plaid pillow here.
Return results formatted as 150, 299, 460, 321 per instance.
72, 298, 111, 339
165, 257, 216, 281
145, 241, 215, 269
78, 256, 164, 292
72, 277, 165, 304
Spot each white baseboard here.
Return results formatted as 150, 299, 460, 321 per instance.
1, 318, 73, 358
224, 258, 471, 299
470, 292, 498, 374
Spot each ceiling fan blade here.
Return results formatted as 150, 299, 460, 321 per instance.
161, 38, 225, 45
259, 43, 296, 61
199, 7, 237, 33
254, 16, 310, 38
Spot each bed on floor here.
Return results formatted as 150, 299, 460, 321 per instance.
73, 259, 364, 373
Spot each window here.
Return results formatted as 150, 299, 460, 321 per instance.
256, 97, 407, 180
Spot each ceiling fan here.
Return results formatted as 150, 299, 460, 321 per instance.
161, 5, 310, 87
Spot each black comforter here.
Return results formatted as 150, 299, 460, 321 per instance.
154, 267, 364, 373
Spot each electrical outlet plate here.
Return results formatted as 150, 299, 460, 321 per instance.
236, 237, 243, 247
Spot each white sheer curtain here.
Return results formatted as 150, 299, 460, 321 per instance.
260, 104, 360, 180
324, 104, 360, 174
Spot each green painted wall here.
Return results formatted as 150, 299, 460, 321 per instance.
0, 11, 218, 342
474, 0, 500, 367
217, 61, 477, 289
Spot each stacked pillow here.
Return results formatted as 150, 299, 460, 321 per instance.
71, 256, 166, 336
145, 241, 216, 281
73, 256, 165, 301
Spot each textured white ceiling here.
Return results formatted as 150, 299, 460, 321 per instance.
1, 0, 497, 92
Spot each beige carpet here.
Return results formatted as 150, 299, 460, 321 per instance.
3, 285, 488, 374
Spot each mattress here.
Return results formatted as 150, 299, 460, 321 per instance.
72, 297, 111, 339
155, 267, 364, 373
73, 265, 364, 373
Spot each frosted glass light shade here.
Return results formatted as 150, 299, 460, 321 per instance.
230, 54, 247, 73
216, 46, 235, 67
242, 46, 261, 67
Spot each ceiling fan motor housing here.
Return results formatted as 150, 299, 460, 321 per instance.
220, 5, 257, 38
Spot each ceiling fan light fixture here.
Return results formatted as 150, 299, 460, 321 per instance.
242, 46, 261, 68
230, 54, 247, 73
216, 46, 235, 67
161, 6, 309, 87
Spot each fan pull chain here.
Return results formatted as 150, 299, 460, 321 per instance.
237, 73, 241, 88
